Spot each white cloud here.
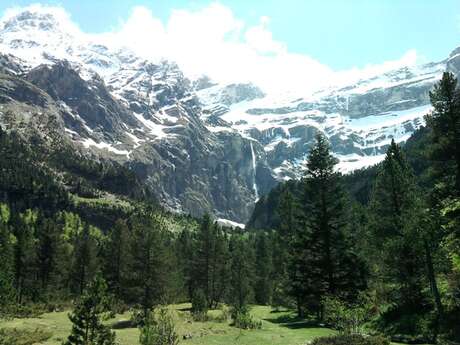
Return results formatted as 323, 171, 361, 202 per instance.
244, 16, 286, 54
105, 3, 421, 94
0, 3, 421, 95
103, 3, 336, 93
335, 49, 419, 85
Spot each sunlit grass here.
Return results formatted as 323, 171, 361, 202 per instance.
0, 304, 336, 345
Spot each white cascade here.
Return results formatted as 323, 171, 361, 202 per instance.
250, 141, 259, 201
372, 145, 377, 156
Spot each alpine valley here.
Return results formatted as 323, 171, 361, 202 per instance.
1, 8, 460, 224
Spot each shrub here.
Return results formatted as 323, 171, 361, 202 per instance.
130, 308, 145, 327
311, 334, 390, 345
139, 308, 179, 345
322, 295, 370, 334
214, 304, 231, 323
12, 303, 48, 318
231, 306, 262, 330
373, 304, 433, 341
0, 327, 53, 345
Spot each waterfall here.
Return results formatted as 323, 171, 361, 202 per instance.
250, 141, 259, 201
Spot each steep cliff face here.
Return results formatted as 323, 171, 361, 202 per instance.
197, 60, 445, 177
0, 8, 457, 223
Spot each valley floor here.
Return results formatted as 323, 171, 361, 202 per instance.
0, 304, 335, 345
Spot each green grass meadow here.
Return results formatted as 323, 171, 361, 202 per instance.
0, 304, 336, 345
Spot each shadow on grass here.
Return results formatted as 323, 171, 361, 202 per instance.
264, 314, 321, 329
177, 306, 192, 312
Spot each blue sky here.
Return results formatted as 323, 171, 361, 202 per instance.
1, 0, 458, 70
1, 1, 459, 93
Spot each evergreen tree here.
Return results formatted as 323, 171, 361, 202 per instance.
0, 204, 15, 317
176, 228, 194, 300
274, 189, 301, 310
370, 140, 426, 310
12, 209, 38, 304
291, 133, 366, 318
72, 224, 99, 295
36, 215, 66, 297
208, 224, 230, 308
192, 215, 229, 309
426, 72, 460, 340
426, 72, 460, 195
192, 214, 213, 306
103, 218, 130, 300
64, 275, 116, 345
129, 213, 174, 313
254, 232, 273, 305
229, 235, 254, 311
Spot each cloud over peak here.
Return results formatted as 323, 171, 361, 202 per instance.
1, 2, 421, 94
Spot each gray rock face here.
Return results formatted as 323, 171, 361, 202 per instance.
0, 8, 457, 223
0, 53, 274, 222
198, 58, 445, 179
447, 47, 460, 79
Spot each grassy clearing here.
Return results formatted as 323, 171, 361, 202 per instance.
72, 195, 134, 209
0, 304, 335, 345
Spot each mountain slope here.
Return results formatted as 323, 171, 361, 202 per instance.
1, 7, 459, 223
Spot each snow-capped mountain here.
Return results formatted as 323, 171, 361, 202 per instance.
197, 60, 445, 177
0, 8, 459, 223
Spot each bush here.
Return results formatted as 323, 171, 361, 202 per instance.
322, 295, 370, 334
139, 308, 179, 345
214, 304, 231, 323
231, 306, 262, 330
373, 304, 433, 342
0, 328, 53, 345
311, 334, 390, 345
191, 289, 208, 321
12, 303, 48, 318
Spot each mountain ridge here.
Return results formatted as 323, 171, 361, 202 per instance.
1, 7, 459, 223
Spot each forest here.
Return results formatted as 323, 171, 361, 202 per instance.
0, 72, 459, 345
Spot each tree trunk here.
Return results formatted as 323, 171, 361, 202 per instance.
424, 238, 443, 341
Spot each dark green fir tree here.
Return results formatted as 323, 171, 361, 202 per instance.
64, 275, 115, 345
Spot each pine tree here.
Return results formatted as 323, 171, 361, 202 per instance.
229, 235, 254, 311
12, 209, 38, 304
0, 204, 15, 318
192, 215, 229, 309
370, 140, 426, 311
291, 133, 366, 318
72, 224, 99, 295
192, 214, 213, 306
208, 224, 230, 308
176, 228, 194, 300
36, 215, 66, 296
425, 72, 460, 339
274, 188, 301, 310
129, 212, 175, 314
426, 72, 460, 195
254, 232, 273, 305
103, 218, 130, 300
64, 275, 116, 345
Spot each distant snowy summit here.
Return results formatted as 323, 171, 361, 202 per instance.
1, 6, 459, 223
197, 61, 446, 178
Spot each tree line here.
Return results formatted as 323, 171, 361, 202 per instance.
0, 72, 459, 344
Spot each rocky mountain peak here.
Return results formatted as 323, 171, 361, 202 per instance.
1, 6, 459, 223
1, 7, 77, 35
